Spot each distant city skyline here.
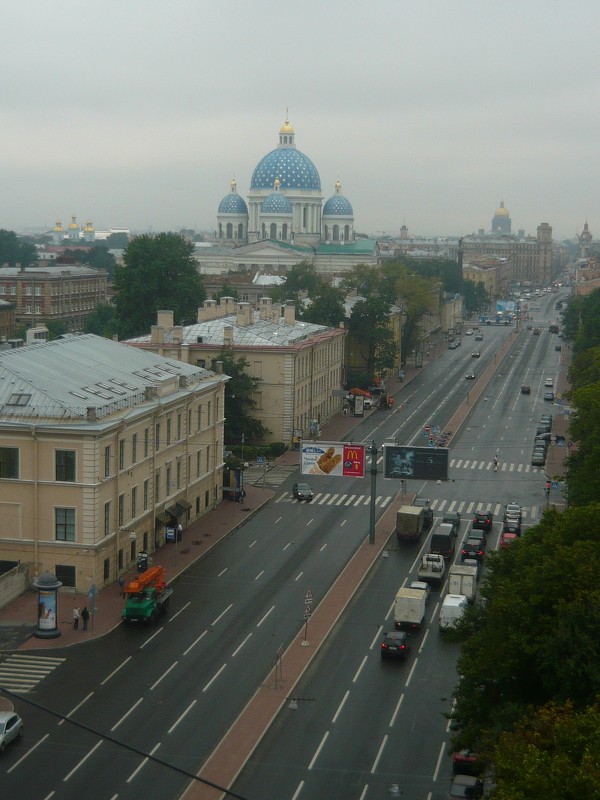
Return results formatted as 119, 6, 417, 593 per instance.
2, 2, 598, 242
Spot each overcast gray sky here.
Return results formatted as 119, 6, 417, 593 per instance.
2, 1, 597, 240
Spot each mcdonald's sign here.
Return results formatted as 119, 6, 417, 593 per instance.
301, 441, 366, 477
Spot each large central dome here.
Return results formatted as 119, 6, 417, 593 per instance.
251, 147, 321, 191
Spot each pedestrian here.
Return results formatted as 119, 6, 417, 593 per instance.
176, 521, 183, 541
118, 576, 125, 597
81, 606, 90, 631
343, 406, 348, 416
73, 606, 80, 630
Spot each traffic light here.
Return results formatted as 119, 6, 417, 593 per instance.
545, 481, 551, 496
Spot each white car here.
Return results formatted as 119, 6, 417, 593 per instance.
545, 378, 554, 387
0, 712, 23, 753
465, 329, 474, 336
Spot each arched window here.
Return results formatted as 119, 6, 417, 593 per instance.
237, 223, 244, 239
281, 224, 288, 241
218, 223, 223, 238
344, 225, 350, 241
270, 223, 277, 239
333, 224, 340, 242
324, 225, 329, 241
226, 223, 233, 239
261, 224, 266, 239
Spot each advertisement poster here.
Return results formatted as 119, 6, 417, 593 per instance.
383, 445, 449, 481
353, 395, 364, 417
301, 442, 365, 478
38, 589, 57, 630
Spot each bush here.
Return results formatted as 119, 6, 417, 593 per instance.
267, 442, 287, 458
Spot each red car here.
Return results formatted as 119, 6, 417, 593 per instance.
500, 531, 518, 549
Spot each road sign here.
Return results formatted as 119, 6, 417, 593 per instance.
87, 585, 97, 601
256, 456, 266, 465
551, 481, 559, 489
304, 606, 312, 619
305, 589, 313, 604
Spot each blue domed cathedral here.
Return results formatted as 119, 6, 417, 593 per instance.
207, 116, 378, 276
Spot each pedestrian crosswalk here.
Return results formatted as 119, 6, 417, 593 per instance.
448, 458, 544, 473
0, 653, 65, 693
246, 465, 299, 488
427, 498, 540, 522
276, 491, 393, 508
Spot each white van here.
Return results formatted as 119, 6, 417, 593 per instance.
439, 594, 468, 631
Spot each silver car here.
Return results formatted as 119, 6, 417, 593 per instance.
0, 712, 23, 753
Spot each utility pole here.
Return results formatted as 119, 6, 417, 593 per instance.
369, 439, 378, 544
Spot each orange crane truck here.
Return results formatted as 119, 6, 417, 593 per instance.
121, 566, 173, 623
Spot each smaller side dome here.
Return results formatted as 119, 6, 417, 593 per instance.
262, 191, 293, 215
218, 179, 248, 215
323, 181, 353, 216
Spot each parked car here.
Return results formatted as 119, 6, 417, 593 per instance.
472, 511, 493, 533
292, 482, 313, 501
449, 774, 483, 798
520, 384, 531, 394
380, 630, 411, 660
532, 450, 546, 466
544, 391, 555, 401
0, 712, 23, 754
500, 531, 519, 548
452, 749, 483, 776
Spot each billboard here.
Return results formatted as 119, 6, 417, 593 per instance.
383, 445, 449, 481
301, 441, 366, 478
496, 300, 516, 312
353, 395, 364, 417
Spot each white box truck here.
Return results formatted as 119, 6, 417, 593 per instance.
395, 506, 426, 543
439, 594, 468, 632
448, 564, 478, 602
394, 587, 428, 630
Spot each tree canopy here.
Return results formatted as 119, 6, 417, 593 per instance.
0, 229, 37, 267
113, 233, 205, 338
347, 296, 398, 375
452, 504, 600, 752
218, 349, 270, 445
300, 284, 346, 327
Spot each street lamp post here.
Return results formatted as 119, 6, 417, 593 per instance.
240, 433, 245, 501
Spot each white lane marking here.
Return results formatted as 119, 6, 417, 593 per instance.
232, 633, 252, 657
370, 734, 388, 773
203, 663, 227, 692
64, 739, 104, 781
59, 693, 94, 725
249, 540, 257, 548
340, 519, 347, 526
405, 656, 418, 687
370, 625, 383, 650
389, 693, 404, 727
218, 567, 228, 577
183, 629, 207, 656
332, 689, 350, 723
306, 518, 314, 526
170, 601, 190, 621
291, 781, 304, 800
257, 606, 275, 627
359, 784, 369, 800
211, 603, 233, 626
419, 629, 430, 652
433, 739, 447, 781
127, 741, 161, 783
385, 599, 395, 622
320, 543, 327, 551
254, 570, 264, 580
295, 571, 304, 581
7, 732, 49, 773
140, 627, 164, 649
168, 699, 197, 734
274, 516, 282, 523
111, 697, 144, 731
308, 731, 329, 770
150, 661, 178, 691
352, 655, 368, 683
381, 496, 391, 507
283, 542, 292, 551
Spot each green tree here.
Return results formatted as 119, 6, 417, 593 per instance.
561, 289, 600, 353
0, 229, 37, 267
300, 284, 346, 327
218, 349, 270, 444
491, 701, 600, 800
267, 261, 323, 304
452, 504, 600, 753
565, 381, 600, 506
213, 282, 239, 303
462, 279, 490, 314
113, 233, 205, 338
42, 319, 69, 340
392, 266, 438, 363
348, 297, 397, 375
62, 246, 116, 279
338, 263, 383, 297
84, 304, 118, 338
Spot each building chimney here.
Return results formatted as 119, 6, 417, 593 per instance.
284, 300, 296, 325
236, 302, 251, 327
87, 407, 97, 422
151, 325, 165, 345
223, 325, 234, 346
144, 386, 158, 401
219, 296, 236, 318
156, 310, 174, 329
259, 296, 273, 320
172, 325, 184, 344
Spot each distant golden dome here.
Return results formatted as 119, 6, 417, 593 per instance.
54, 220, 63, 231
495, 202, 509, 217
68, 214, 79, 230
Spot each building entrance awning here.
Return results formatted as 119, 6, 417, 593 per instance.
176, 500, 192, 513
155, 512, 171, 525
165, 505, 179, 518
